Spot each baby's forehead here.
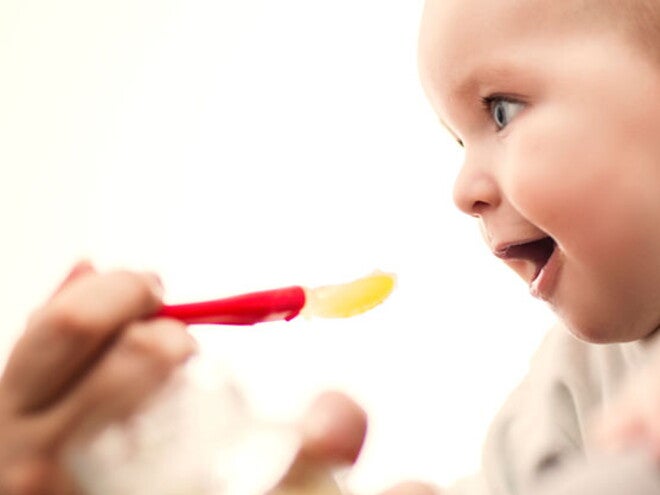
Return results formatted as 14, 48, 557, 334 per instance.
418, 0, 623, 119
418, 0, 605, 82
420, 0, 556, 74
421, 0, 647, 50
421, 0, 571, 42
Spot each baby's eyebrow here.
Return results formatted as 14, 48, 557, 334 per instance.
453, 63, 521, 99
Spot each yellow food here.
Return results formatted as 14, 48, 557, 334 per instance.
302, 271, 395, 319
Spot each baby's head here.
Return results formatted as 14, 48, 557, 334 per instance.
418, 0, 660, 343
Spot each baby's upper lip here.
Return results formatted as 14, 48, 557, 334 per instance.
493, 236, 556, 270
491, 235, 557, 284
492, 236, 551, 259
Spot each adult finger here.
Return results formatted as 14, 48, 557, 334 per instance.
298, 390, 368, 466
1, 270, 165, 412
46, 317, 196, 444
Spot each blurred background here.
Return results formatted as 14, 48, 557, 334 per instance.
0, 1, 554, 492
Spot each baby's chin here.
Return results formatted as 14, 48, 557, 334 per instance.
558, 309, 658, 345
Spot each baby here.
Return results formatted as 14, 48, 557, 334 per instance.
410, 0, 660, 494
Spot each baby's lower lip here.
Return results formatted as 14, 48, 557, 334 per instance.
530, 247, 561, 301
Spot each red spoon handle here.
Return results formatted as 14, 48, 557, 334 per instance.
157, 286, 306, 325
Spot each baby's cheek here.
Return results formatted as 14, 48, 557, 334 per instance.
503, 132, 579, 228
503, 112, 608, 237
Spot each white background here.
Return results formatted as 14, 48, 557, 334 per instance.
0, 1, 555, 492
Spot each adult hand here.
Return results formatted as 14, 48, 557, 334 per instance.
0, 262, 196, 494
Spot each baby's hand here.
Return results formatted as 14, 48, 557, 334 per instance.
592, 342, 660, 461
285, 391, 441, 495
0, 262, 196, 494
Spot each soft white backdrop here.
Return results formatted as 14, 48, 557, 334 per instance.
0, 1, 555, 492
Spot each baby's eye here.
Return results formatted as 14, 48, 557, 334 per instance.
483, 96, 524, 130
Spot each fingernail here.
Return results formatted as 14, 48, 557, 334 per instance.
165, 326, 199, 360
51, 260, 96, 298
72, 259, 95, 274
144, 272, 165, 299
184, 331, 199, 355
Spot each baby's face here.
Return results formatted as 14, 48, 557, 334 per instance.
419, 0, 660, 343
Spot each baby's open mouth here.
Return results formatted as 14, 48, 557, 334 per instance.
494, 236, 556, 281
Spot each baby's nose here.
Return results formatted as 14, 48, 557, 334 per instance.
452, 156, 501, 217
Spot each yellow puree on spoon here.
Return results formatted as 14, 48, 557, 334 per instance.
302, 271, 396, 319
